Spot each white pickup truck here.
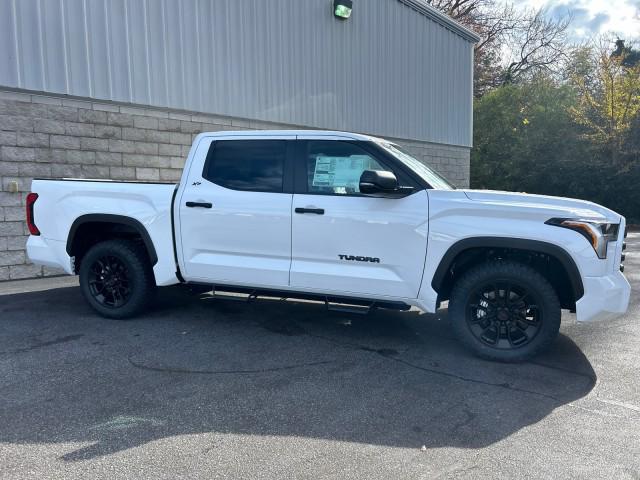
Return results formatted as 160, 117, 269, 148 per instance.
26, 130, 630, 361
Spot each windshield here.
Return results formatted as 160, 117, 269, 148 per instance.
378, 142, 456, 190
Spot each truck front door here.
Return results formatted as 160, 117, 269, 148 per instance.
290, 139, 429, 299
177, 135, 294, 287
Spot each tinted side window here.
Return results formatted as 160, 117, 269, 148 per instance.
306, 141, 385, 195
204, 140, 285, 193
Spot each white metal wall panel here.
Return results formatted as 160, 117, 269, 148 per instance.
0, 0, 18, 87
0, 0, 475, 146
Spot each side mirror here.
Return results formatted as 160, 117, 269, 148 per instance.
359, 170, 398, 194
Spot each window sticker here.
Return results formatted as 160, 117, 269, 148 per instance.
312, 155, 374, 189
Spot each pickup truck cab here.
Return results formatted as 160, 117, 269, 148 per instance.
26, 130, 631, 361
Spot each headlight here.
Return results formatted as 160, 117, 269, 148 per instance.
545, 218, 619, 259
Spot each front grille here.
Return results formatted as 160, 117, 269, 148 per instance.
621, 226, 628, 272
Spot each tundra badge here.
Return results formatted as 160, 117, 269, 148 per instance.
338, 254, 380, 263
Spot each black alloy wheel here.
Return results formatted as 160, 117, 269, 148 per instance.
79, 240, 156, 319
466, 281, 541, 349
449, 261, 561, 362
87, 255, 132, 308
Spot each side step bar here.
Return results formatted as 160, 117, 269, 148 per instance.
325, 299, 375, 315
191, 283, 412, 313
211, 287, 257, 303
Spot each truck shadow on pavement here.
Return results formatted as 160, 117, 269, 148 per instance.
0, 284, 596, 461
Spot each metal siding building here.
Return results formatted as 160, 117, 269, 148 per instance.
0, 0, 476, 146
0, 0, 477, 280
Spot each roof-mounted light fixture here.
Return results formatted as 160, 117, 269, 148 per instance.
333, 0, 352, 19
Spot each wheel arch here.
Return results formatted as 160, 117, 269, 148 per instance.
431, 237, 584, 308
66, 214, 158, 271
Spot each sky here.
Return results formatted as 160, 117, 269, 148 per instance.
513, 0, 640, 42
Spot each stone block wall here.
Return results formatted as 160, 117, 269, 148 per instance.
0, 88, 470, 281
396, 138, 470, 187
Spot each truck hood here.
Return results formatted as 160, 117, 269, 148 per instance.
461, 189, 622, 223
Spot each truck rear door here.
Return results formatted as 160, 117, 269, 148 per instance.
177, 135, 295, 287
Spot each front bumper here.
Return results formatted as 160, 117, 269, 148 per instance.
575, 271, 631, 322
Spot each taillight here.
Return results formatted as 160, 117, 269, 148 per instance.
26, 192, 40, 236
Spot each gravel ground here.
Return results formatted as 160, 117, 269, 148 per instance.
0, 234, 638, 479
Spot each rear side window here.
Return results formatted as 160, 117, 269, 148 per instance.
203, 140, 285, 193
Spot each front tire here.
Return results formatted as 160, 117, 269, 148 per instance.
79, 240, 156, 319
449, 261, 561, 362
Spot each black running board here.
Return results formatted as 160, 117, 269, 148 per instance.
211, 287, 257, 302
190, 283, 412, 312
325, 300, 374, 315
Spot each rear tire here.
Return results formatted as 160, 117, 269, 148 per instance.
79, 240, 156, 319
449, 261, 561, 362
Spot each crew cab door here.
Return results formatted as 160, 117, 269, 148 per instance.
177, 135, 294, 286
290, 139, 429, 299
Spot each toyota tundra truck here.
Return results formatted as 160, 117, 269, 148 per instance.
25, 130, 631, 361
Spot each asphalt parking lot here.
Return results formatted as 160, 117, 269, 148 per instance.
1, 235, 638, 479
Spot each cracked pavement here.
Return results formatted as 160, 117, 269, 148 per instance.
0, 234, 638, 479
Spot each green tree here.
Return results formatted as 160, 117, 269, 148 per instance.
568, 40, 640, 166
471, 76, 586, 194
471, 72, 640, 222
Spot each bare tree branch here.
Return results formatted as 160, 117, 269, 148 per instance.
425, 1, 572, 95
501, 9, 571, 84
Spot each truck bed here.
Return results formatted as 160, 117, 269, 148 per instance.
27, 178, 180, 286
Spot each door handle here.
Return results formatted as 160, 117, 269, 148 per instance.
295, 207, 324, 215
186, 201, 213, 208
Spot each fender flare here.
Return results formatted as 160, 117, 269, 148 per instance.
430, 237, 584, 300
66, 214, 158, 266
